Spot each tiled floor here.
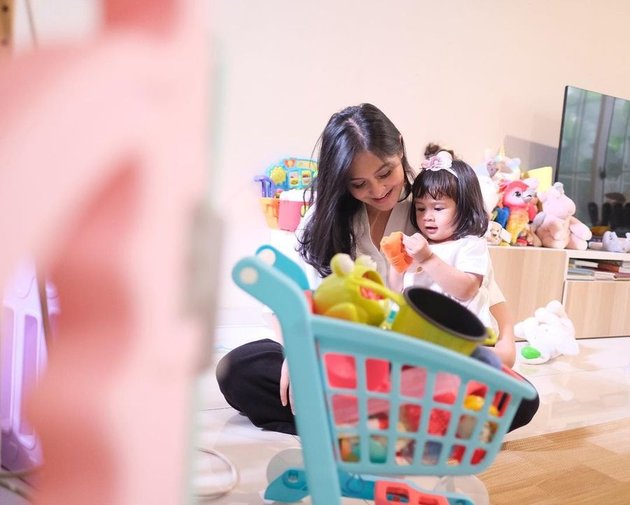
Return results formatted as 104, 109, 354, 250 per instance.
199, 327, 630, 504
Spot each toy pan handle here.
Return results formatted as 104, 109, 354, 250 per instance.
232, 256, 311, 336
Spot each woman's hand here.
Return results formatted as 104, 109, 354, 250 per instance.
402, 233, 433, 263
279, 358, 295, 414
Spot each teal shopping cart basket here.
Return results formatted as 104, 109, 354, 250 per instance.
232, 247, 536, 505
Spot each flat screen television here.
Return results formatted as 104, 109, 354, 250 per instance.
555, 85, 630, 235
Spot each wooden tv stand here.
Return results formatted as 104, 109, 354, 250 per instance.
489, 246, 630, 338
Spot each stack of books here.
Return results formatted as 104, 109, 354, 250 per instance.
567, 258, 630, 281
595, 260, 630, 280
567, 259, 598, 280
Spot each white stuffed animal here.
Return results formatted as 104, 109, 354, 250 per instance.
515, 300, 579, 364
601, 231, 630, 252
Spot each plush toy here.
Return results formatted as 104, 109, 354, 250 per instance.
531, 182, 592, 250
476, 172, 501, 218
601, 230, 630, 252
499, 179, 539, 245
484, 221, 511, 246
313, 253, 389, 326
515, 300, 579, 364
476, 146, 522, 182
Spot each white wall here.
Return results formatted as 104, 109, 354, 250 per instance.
211, 0, 630, 323
14, 1, 630, 325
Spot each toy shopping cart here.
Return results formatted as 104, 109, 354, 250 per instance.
232, 249, 536, 505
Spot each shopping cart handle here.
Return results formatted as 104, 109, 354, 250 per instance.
255, 244, 311, 290
232, 256, 310, 330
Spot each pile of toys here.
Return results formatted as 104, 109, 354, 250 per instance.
254, 157, 317, 232
475, 147, 592, 249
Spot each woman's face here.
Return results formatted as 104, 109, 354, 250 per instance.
347, 151, 405, 212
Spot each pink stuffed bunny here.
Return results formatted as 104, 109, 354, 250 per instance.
531, 182, 592, 250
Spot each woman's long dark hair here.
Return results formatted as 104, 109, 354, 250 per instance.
410, 143, 488, 239
297, 103, 414, 277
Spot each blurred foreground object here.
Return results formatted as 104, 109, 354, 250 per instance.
0, 1, 213, 503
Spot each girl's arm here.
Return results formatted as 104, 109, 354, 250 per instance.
420, 254, 481, 301
402, 233, 481, 301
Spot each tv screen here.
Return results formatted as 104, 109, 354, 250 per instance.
555, 85, 630, 235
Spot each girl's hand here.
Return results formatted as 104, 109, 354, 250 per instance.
402, 233, 433, 263
279, 358, 295, 414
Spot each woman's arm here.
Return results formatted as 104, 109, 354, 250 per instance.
489, 301, 516, 367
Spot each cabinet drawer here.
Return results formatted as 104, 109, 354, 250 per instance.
564, 280, 630, 338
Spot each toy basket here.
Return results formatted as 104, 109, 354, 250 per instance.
232, 250, 536, 505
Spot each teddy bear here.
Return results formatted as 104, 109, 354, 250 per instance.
484, 221, 511, 246
531, 182, 592, 250
515, 300, 579, 364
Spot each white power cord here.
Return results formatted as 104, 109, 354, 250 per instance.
194, 448, 239, 501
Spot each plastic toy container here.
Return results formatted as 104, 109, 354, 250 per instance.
232, 248, 537, 505
278, 189, 309, 232
259, 197, 279, 229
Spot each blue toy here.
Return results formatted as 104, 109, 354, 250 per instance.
265, 157, 317, 192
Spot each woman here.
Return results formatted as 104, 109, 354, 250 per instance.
216, 103, 535, 435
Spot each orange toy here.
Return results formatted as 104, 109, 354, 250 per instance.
380, 232, 413, 273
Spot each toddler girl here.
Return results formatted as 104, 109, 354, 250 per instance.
385, 144, 499, 365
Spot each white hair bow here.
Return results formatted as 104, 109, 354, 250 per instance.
421, 151, 458, 178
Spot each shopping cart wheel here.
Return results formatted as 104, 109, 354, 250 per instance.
435, 475, 489, 505
264, 448, 309, 503
266, 448, 304, 483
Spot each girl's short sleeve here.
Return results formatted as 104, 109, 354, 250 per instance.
453, 236, 489, 277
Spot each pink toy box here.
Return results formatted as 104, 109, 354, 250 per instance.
278, 190, 309, 232
1, 260, 59, 474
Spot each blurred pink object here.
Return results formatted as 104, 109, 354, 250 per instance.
0, 1, 214, 504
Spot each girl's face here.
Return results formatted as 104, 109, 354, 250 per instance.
347, 151, 405, 212
414, 195, 457, 243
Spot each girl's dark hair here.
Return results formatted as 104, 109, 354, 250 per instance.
297, 103, 414, 277
410, 143, 488, 239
